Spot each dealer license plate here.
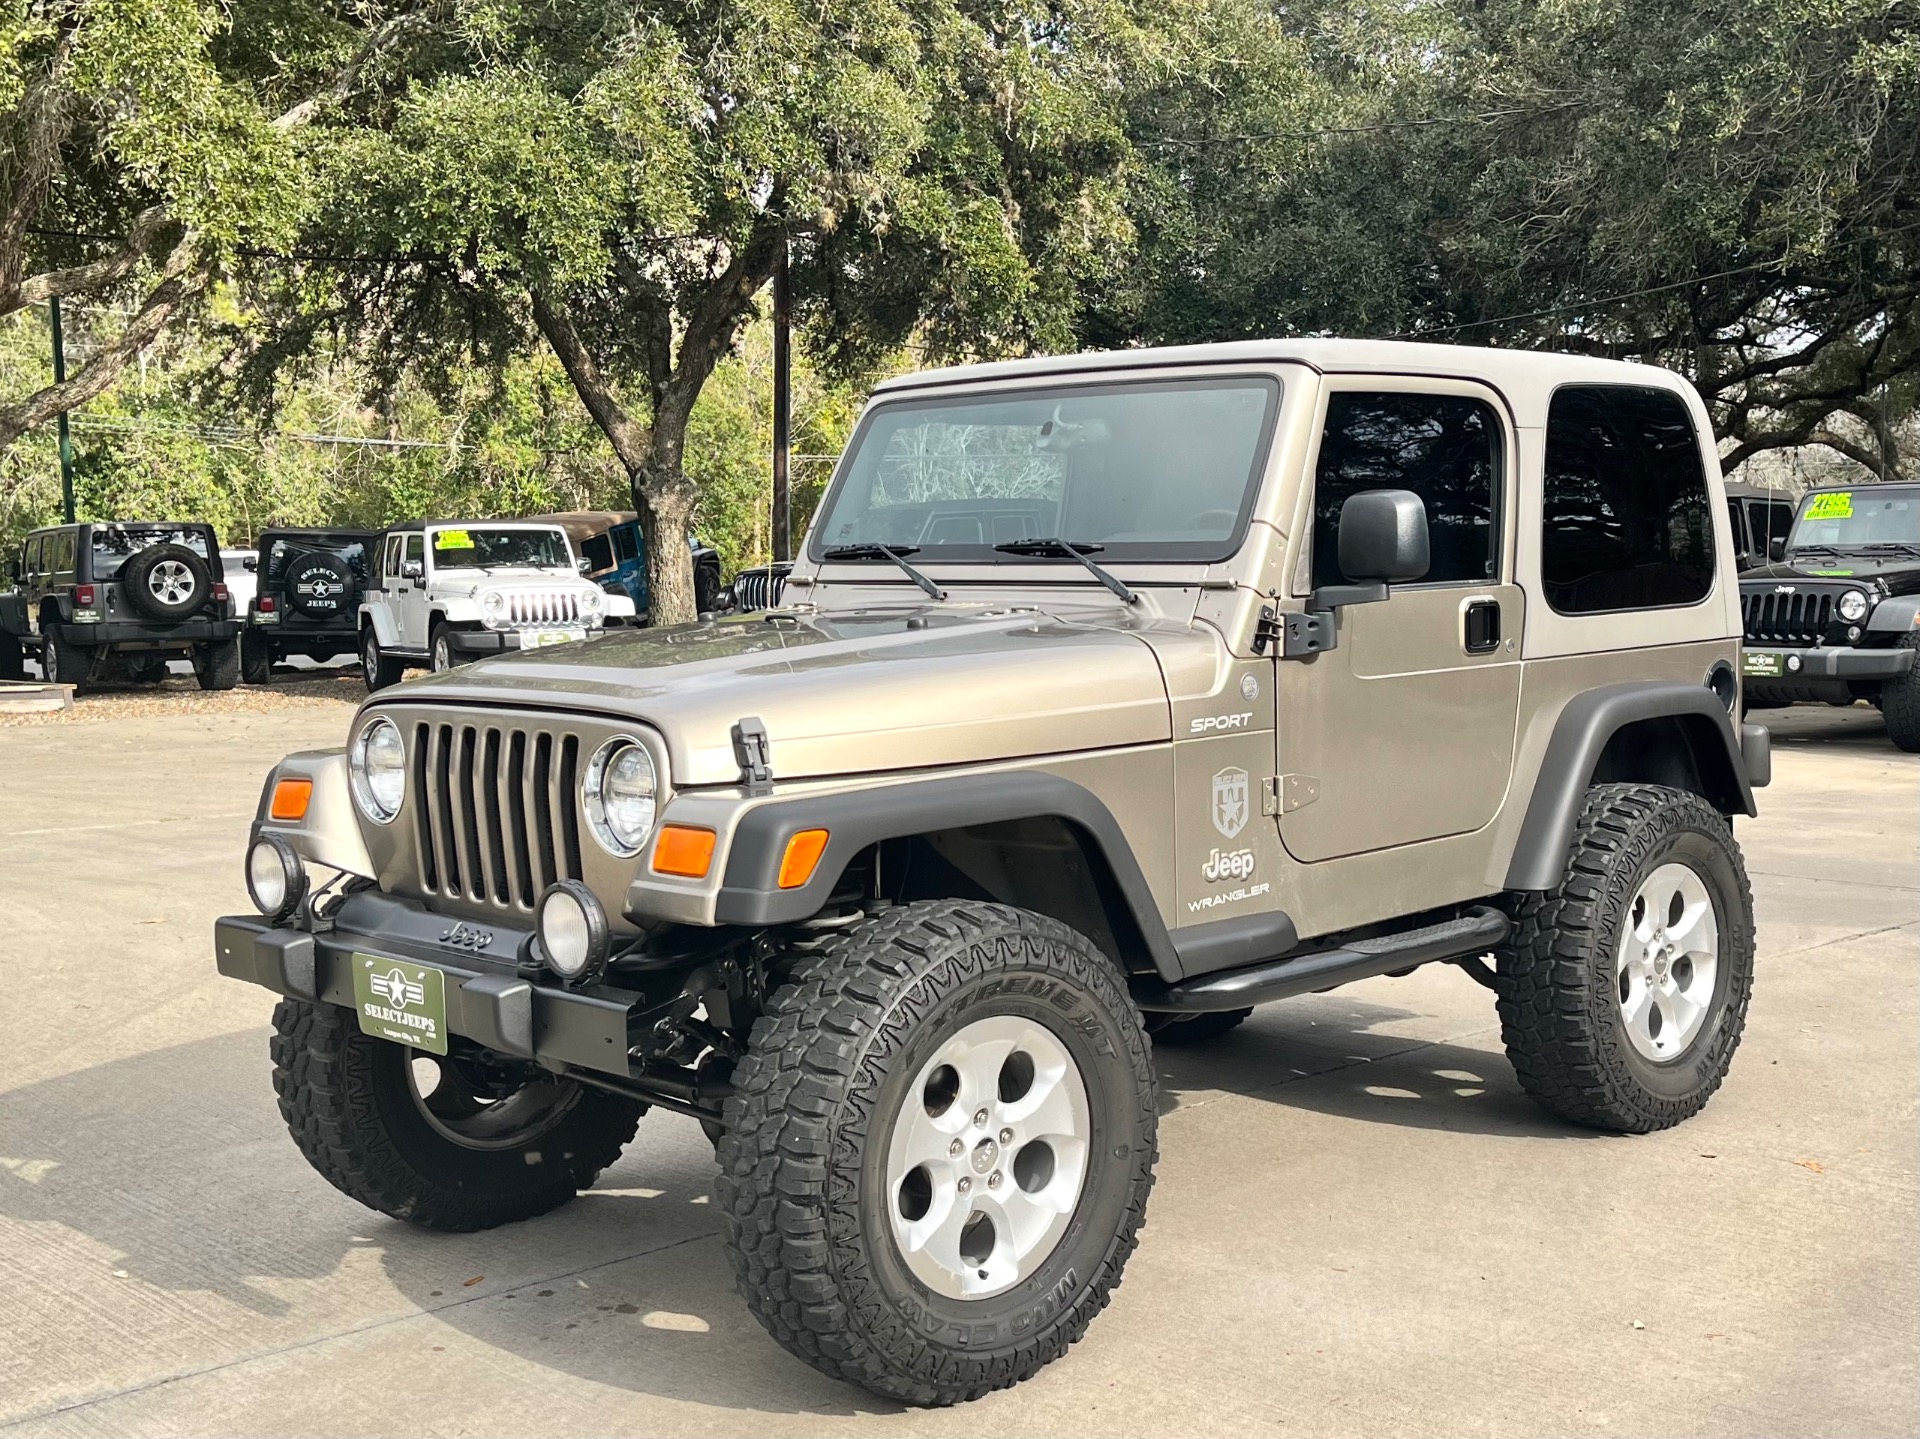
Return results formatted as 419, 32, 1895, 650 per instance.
522, 627, 586, 649
351, 954, 448, 1055
1742, 650, 1786, 678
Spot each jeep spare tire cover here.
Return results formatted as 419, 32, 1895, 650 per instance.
122, 542, 211, 621
284, 551, 356, 618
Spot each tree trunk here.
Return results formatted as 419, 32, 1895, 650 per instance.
635, 476, 698, 626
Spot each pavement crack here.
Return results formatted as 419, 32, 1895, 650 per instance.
0, 1228, 718, 1431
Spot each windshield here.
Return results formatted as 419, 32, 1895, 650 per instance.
809, 377, 1281, 563
428, 527, 571, 571
90, 526, 211, 578
1788, 486, 1920, 550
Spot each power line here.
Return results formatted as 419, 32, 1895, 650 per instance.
1391, 256, 1800, 338
1141, 103, 1589, 150
68, 414, 451, 449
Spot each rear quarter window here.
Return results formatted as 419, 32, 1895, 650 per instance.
1541, 385, 1715, 614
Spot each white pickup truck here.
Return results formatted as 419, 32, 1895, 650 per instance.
358, 520, 636, 688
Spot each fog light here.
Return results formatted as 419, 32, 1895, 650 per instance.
1847, 625, 1862, 641
1786, 654, 1803, 673
246, 834, 308, 923
537, 880, 609, 984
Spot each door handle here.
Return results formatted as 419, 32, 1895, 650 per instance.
1464, 598, 1501, 654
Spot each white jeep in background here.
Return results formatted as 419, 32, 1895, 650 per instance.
358, 520, 636, 689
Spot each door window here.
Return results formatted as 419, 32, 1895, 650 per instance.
1310, 392, 1500, 590
403, 533, 424, 574
1542, 386, 1713, 614
612, 525, 639, 564
24, 536, 43, 578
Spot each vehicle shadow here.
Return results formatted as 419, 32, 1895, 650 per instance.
1151, 991, 1606, 1141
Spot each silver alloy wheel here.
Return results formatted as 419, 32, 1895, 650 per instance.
407, 1053, 581, 1150
362, 632, 381, 687
149, 558, 196, 605
432, 632, 452, 671
1617, 861, 1720, 1063
884, 1014, 1091, 1301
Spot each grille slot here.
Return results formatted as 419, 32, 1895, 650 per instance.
1741, 589, 1834, 646
413, 720, 582, 909
504, 589, 581, 627
734, 564, 791, 612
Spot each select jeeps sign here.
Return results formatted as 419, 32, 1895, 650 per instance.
351, 954, 448, 1055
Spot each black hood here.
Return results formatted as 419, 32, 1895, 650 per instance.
1739, 552, 1920, 595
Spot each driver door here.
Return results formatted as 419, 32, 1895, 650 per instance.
1276, 380, 1525, 863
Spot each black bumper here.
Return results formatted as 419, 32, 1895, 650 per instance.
214, 910, 638, 1077
1743, 644, 1916, 682
59, 616, 243, 647
446, 628, 611, 655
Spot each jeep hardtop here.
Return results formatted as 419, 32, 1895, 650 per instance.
1737, 481, 1920, 748
217, 339, 1770, 1406
1, 520, 241, 689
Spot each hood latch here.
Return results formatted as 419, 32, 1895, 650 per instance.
732, 716, 774, 794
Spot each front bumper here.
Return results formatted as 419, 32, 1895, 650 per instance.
59, 616, 242, 647
1741, 644, 1916, 682
450, 626, 608, 656
214, 900, 639, 1078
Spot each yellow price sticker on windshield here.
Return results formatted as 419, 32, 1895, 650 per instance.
1805, 492, 1853, 520
433, 529, 475, 549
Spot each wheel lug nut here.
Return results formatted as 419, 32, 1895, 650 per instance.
999, 1127, 1013, 1145
973, 1108, 989, 1127
948, 1138, 963, 1157
988, 1170, 1003, 1189
957, 1176, 971, 1194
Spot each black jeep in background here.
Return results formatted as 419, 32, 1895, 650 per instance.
240, 528, 378, 684
0, 521, 242, 689
1739, 481, 1920, 750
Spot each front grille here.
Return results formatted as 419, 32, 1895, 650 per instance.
733, 564, 791, 612
1742, 588, 1834, 646
504, 589, 583, 627
412, 720, 583, 910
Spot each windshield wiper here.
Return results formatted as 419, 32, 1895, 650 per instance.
820, 543, 945, 600
994, 539, 1138, 604
1860, 542, 1920, 557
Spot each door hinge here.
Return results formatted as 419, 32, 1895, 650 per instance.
1275, 774, 1319, 814
1250, 604, 1284, 656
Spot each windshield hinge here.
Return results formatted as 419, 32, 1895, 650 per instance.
732, 716, 773, 794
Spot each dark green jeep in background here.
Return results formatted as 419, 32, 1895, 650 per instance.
1739, 482, 1920, 750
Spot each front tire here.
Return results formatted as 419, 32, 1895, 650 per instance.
1498, 784, 1754, 1133
270, 999, 644, 1231
430, 622, 457, 673
1881, 633, 1920, 752
717, 901, 1158, 1406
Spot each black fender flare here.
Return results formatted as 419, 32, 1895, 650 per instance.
1504, 681, 1757, 893
713, 771, 1186, 980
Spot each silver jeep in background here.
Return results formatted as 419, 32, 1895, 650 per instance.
217, 339, 1769, 1406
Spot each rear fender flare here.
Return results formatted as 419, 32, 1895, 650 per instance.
1505, 681, 1756, 893
359, 602, 402, 649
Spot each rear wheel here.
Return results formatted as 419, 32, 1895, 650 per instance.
194, 636, 240, 691
1498, 783, 1754, 1133
361, 627, 405, 690
270, 999, 645, 1231
718, 900, 1158, 1406
1, 631, 28, 680
41, 627, 89, 685
241, 632, 273, 684
1881, 633, 1920, 752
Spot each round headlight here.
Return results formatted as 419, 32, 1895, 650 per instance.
480, 588, 509, 629
578, 586, 606, 622
247, 833, 308, 922
1837, 588, 1870, 623
349, 716, 406, 823
582, 739, 657, 856
537, 880, 609, 983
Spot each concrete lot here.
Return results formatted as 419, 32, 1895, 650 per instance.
1, 700, 1914, 1436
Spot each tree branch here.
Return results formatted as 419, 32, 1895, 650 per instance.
7, 205, 174, 317
270, 9, 436, 130
528, 287, 653, 481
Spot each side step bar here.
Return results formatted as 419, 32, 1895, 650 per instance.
1137, 906, 1511, 1013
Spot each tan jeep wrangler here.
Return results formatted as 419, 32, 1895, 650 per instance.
217, 340, 1771, 1405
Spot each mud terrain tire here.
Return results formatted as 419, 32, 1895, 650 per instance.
1498, 783, 1754, 1133
716, 900, 1158, 1406
270, 998, 643, 1231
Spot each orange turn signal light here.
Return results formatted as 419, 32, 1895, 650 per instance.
777, 829, 830, 889
652, 825, 717, 879
269, 777, 313, 822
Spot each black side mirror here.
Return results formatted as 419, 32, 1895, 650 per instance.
1338, 489, 1431, 586
243, 555, 259, 572
1769, 537, 1787, 562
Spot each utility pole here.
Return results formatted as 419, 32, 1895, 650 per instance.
771, 234, 792, 563
49, 298, 75, 523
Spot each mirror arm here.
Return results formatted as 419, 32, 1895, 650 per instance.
1274, 582, 1392, 661
1307, 582, 1389, 612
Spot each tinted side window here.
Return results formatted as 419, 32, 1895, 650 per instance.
1312, 392, 1499, 590
25, 536, 44, 576
1542, 386, 1713, 614
581, 533, 614, 571
612, 525, 639, 564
